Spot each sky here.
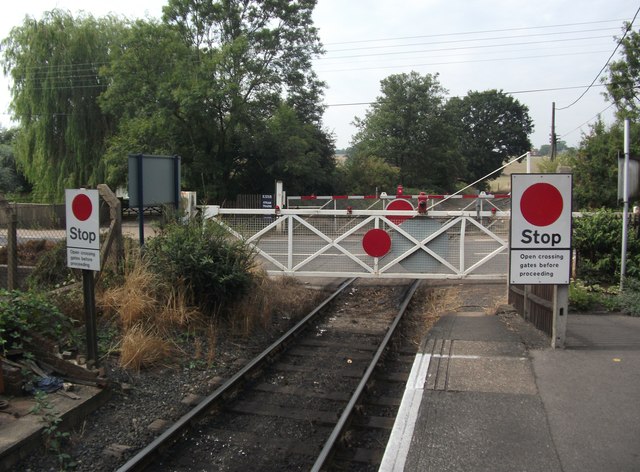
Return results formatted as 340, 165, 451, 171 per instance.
0, 0, 638, 151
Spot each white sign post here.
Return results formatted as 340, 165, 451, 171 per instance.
510, 174, 572, 349
65, 188, 100, 364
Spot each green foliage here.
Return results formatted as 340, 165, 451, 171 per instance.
0, 127, 30, 194
27, 240, 79, 290
446, 89, 533, 188
0, 289, 75, 357
569, 281, 622, 313
30, 390, 73, 470
336, 153, 400, 195
143, 218, 255, 315
618, 277, 640, 316
2, 10, 125, 201
569, 120, 629, 209
352, 72, 462, 192
573, 209, 640, 284
605, 23, 640, 121
100, 0, 330, 202
352, 76, 534, 193
569, 281, 601, 312
235, 104, 336, 196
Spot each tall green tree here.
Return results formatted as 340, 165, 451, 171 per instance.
234, 104, 335, 195
569, 119, 630, 209
335, 153, 400, 196
101, 0, 332, 202
1, 10, 125, 201
352, 72, 461, 192
98, 20, 191, 187
445, 90, 533, 187
0, 127, 29, 194
604, 23, 640, 120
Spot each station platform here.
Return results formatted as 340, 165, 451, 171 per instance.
380, 282, 640, 472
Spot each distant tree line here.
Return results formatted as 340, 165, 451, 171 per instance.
5, 3, 638, 207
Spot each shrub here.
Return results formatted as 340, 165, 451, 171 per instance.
0, 290, 76, 357
568, 282, 600, 312
27, 240, 79, 290
143, 218, 255, 316
618, 278, 640, 316
573, 209, 640, 285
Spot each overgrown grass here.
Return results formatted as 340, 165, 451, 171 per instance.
119, 324, 174, 372
96, 232, 321, 371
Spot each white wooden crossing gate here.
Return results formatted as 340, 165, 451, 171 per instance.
205, 193, 510, 280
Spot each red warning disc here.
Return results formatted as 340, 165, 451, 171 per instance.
520, 183, 563, 227
362, 229, 391, 257
72, 194, 93, 221
387, 198, 414, 225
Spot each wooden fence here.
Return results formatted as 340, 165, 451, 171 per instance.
508, 284, 554, 336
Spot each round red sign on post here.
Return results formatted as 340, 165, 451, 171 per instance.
72, 194, 93, 221
362, 229, 391, 257
520, 182, 563, 227
386, 198, 414, 225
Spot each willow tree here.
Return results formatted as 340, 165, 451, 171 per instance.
1, 10, 125, 201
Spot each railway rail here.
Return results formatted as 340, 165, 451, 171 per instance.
116, 278, 422, 471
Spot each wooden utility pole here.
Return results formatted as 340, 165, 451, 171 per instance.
551, 102, 557, 160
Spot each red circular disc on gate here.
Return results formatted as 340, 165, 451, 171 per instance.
72, 194, 93, 221
520, 183, 563, 227
387, 198, 414, 225
362, 229, 391, 257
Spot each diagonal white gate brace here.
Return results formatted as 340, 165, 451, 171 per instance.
205, 206, 509, 280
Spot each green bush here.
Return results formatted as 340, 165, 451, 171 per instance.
0, 290, 76, 357
573, 209, 640, 285
618, 278, 640, 316
569, 282, 600, 312
27, 240, 79, 290
143, 218, 255, 315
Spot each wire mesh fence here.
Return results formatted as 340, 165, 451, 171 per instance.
0, 189, 123, 289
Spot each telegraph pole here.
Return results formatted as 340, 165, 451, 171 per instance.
551, 102, 557, 160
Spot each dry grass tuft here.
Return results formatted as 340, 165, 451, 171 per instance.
228, 273, 323, 336
119, 324, 173, 372
486, 294, 509, 315
159, 281, 200, 329
99, 256, 159, 328
409, 284, 462, 337
424, 286, 462, 318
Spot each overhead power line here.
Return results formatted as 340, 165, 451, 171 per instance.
322, 18, 629, 46
557, 6, 640, 110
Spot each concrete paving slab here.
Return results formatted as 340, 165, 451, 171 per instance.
446, 356, 536, 395
428, 313, 521, 343
451, 339, 527, 358
566, 314, 640, 349
532, 347, 640, 472
404, 390, 562, 472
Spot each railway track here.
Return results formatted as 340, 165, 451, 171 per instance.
116, 278, 423, 471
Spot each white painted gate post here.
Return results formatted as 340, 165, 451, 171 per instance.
552, 284, 569, 348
